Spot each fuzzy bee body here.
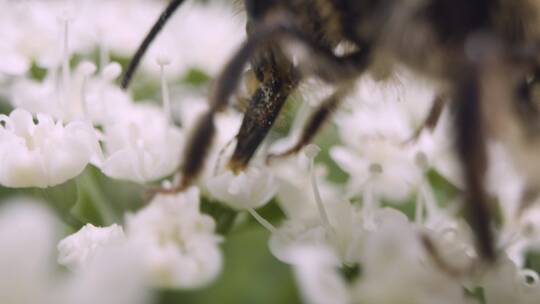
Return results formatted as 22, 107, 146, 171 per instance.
124, 0, 540, 263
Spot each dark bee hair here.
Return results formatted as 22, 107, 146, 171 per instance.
122, 0, 540, 264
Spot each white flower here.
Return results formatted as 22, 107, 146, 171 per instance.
0, 109, 100, 188
10, 75, 58, 117
126, 187, 223, 289
83, 63, 133, 125
270, 198, 364, 266
270, 145, 362, 264
101, 103, 183, 183
58, 223, 126, 271
10, 61, 130, 125
0, 47, 29, 76
0, 199, 58, 304
63, 240, 151, 304
329, 76, 424, 202
288, 245, 350, 304
0, 198, 150, 304
206, 167, 278, 210
353, 209, 467, 304
0, 1, 93, 71
331, 140, 420, 202
268, 149, 342, 221
480, 257, 540, 304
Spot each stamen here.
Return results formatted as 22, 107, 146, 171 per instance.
414, 152, 435, 224
0, 115, 12, 130
368, 163, 383, 174
361, 179, 376, 229
76, 61, 97, 120
157, 55, 172, 124
96, 62, 122, 124
420, 181, 438, 216
415, 190, 425, 224
362, 163, 384, 229
59, 15, 72, 115
248, 208, 278, 234
99, 40, 110, 72
305, 144, 335, 237
415, 151, 429, 171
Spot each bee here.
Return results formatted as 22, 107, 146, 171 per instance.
121, 0, 540, 263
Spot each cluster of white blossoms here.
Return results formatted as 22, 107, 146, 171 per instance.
1, 1, 540, 304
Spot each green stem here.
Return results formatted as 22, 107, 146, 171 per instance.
79, 170, 119, 225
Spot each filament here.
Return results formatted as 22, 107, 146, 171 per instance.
248, 208, 277, 234
305, 144, 335, 238
157, 56, 172, 124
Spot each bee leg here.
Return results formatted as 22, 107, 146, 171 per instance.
406, 94, 447, 143
174, 19, 300, 190
453, 69, 496, 261
121, 0, 185, 89
228, 74, 298, 172
227, 43, 372, 171
265, 85, 351, 163
228, 50, 372, 172
177, 16, 370, 188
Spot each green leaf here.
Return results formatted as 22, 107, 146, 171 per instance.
464, 286, 486, 304
381, 196, 417, 221
255, 198, 286, 224
182, 68, 211, 86
71, 167, 124, 227
525, 250, 540, 274
340, 263, 362, 283
29, 62, 47, 81
71, 179, 105, 227
37, 179, 83, 229
427, 169, 460, 208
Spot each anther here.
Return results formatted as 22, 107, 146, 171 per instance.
102, 62, 122, 82
369, 163, 383, 175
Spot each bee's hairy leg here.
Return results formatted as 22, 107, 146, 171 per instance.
453, 67, 496, 261
178, 13, 371, 188
121, 0, 185, 89
228, 74, 298, 172
175, 17, 301, 189
265, 85, 351, 163
226, 35, 372, 171
406, 94, 447, 143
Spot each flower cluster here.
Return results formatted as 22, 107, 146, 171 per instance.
0, 1, 540, 304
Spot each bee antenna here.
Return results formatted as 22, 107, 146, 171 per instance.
121, 0, 185, 89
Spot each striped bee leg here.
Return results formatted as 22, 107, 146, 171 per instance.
406, 94, 447, 143
227, 36, 372, 171
177, 15, 371, 189
265, 85, 351, 163
453, 67, 496, 262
